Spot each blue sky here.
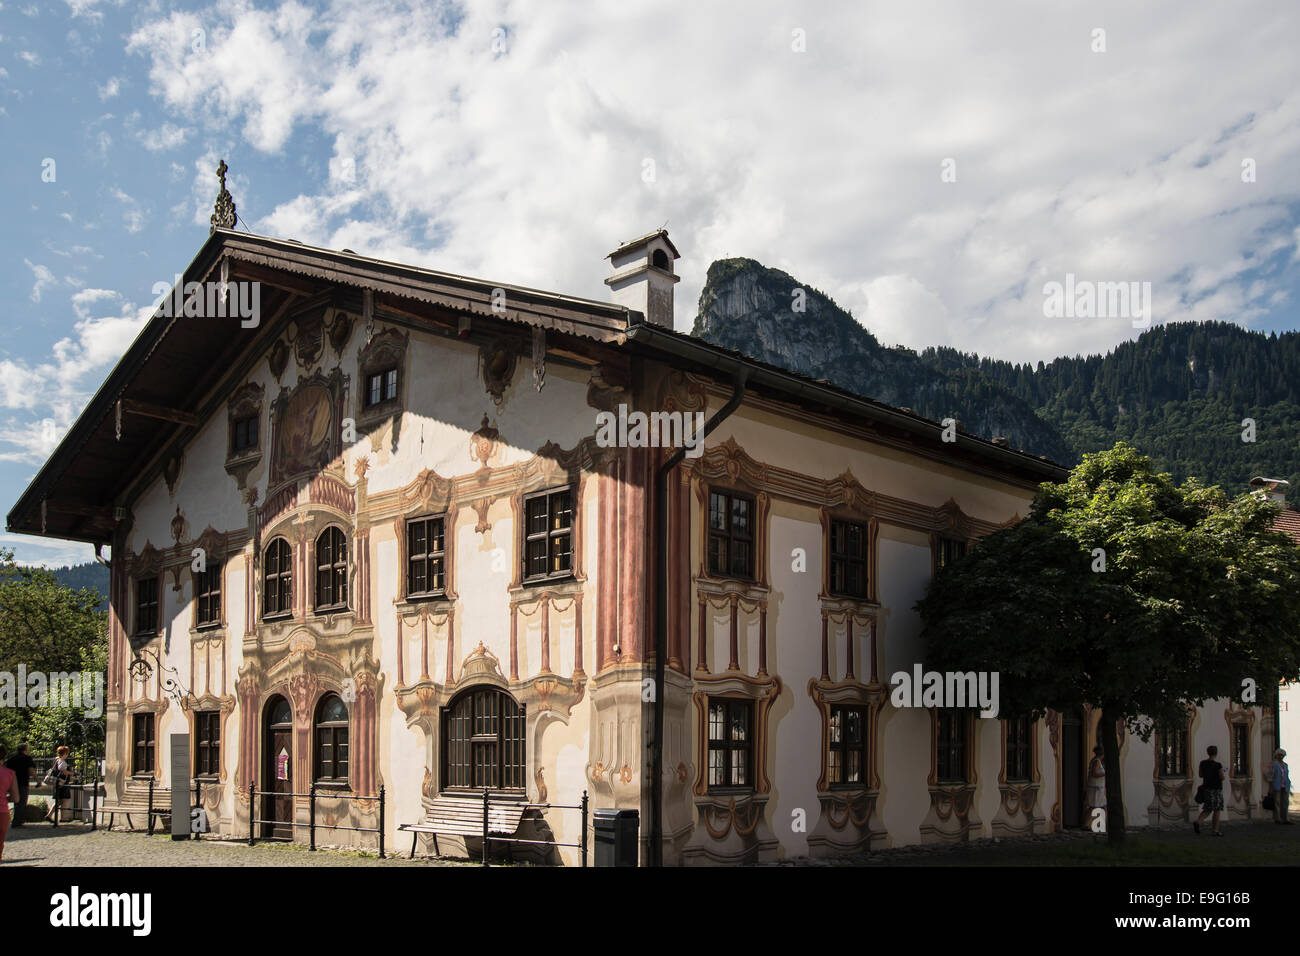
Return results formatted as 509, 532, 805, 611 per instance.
2, 0, 1299, 567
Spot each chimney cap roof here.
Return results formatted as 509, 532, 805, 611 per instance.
606, 228, 680, 261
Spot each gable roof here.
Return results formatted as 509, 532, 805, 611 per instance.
8, 229, 1067, 546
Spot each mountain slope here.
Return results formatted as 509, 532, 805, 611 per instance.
690, 258, 1074, 462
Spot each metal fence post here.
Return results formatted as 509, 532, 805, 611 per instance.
482, 788, 490, 867
192, 779, 200, 840
90, 761, 100, 832
581, 790, 589, 867
309, 782, 316, 851
248, 777, 256, 846
378, 785, 386, 859
146, 776, 154, 836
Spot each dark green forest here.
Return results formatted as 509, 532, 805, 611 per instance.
918, 321, 1300, 492
48, 561, 109, 607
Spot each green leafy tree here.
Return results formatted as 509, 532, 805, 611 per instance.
0, 549, 108, 767
917, 444, 1300, 844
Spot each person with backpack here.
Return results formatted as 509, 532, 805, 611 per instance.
1193, 744, 1225, 835
43, 746, 74, 824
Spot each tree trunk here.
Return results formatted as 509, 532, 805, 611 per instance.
1099, 705, 1126, 845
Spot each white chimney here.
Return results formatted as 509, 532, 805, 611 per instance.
605, 229, 680, 328
1250, 476, 1290, 504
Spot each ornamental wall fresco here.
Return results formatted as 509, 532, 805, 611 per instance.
103, 295, 1271, 864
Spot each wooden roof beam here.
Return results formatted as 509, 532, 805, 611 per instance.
119, 398, 199, 428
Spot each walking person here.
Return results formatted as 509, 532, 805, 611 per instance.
0, 747, 18, 861
1270, 749, 1291, 824
43, 746, 74, 824
3, 743, 34, 827
1193, 745, 1225, 835
1084, 744, 1106, 824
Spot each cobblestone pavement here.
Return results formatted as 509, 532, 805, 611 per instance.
5, 817, 1296, 867
1, 824, 480, 867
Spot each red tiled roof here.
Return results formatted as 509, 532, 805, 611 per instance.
1272, 508, 1300, 543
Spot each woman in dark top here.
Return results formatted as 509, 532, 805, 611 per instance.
1193, 745, 1225, 836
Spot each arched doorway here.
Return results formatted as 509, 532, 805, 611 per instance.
263, 695, 294, 840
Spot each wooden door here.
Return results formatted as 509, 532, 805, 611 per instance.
1061, 711, 1083, 828
263, 697, 294, 840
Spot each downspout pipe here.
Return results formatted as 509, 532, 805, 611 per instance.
651, 369, 747, 867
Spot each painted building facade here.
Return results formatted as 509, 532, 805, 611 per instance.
9, 223, 1277, 865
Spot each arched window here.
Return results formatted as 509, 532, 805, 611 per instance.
441, 687, 525, 792
314, 527, 348, 611
263, 538, 292, 619
314, 693, 349, 784
652, 248, 670, 271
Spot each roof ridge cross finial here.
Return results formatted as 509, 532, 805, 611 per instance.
210, 158, 237, 233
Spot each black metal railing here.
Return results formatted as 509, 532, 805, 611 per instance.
246, 778, 386, 858
476, 788, 589, 867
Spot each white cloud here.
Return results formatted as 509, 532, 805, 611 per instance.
110, 186, 144, 233
98, 76, 121, 100
64, 0, 120, 22
23, 259, 56, 302
70, 287, 118, 319
115, 0, 1300, 365
17, 50, 40, 67
137, 121, 188, 151
0, 532, 96, 569
0, 291, 152, 462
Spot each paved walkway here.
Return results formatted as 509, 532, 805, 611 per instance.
761, 818, 1300, 866
1, 825, 477, 867
5, 817, 1296, 867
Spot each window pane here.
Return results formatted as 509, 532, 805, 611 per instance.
710, 493, 727, 531
730, 539, 749, 576
527, 498, 548, 535
845, 709, 863, 744
551, 534, 571, 572
731, 497, 749, 535
551, 491, 571, 529
708, 536, 726, 575
528, 539, 548, 577
730, 705, 747, 742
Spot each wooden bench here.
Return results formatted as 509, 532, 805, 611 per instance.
97, 784, 172, 833
399, 794, 527, 859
